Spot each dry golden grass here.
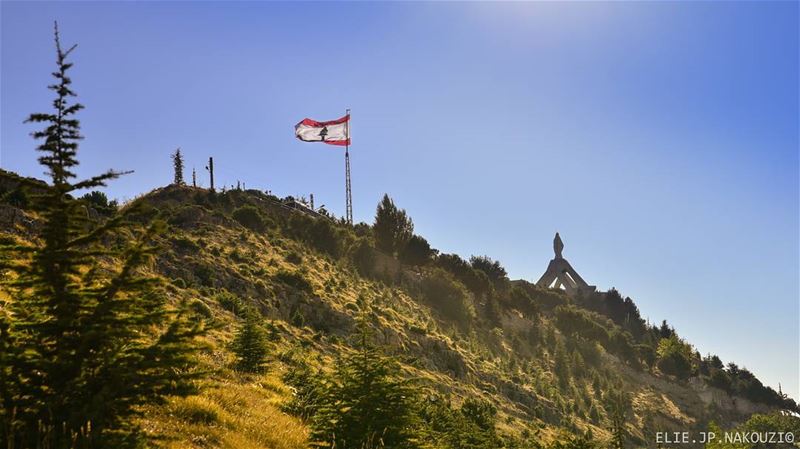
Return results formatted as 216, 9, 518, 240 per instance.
141, 373, 309, 449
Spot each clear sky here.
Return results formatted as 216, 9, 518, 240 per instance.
2, 1, 798, 400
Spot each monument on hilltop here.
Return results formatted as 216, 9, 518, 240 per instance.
536, 232, 596, 296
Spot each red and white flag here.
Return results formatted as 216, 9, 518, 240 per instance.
295, 114, 350, 146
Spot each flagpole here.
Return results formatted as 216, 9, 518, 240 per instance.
345, 108, 353, 225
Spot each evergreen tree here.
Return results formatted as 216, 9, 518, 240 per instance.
607, 387, 630, 449
373, 194, 414, 256
469, 255, 508, 289
232, 313, 269, 373
172, 147, 185, 185
0, 23, 203, 448
311, 299, 420, 449
400, 234, 435, 266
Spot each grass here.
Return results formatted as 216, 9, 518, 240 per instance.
141, 373, 309, 449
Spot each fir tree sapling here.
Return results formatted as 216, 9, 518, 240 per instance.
0, 23, 203, 448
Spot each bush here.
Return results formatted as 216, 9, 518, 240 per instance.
419, 396, 501, 449
217, 290, 247, 316
656, 335, 693, 380
189, 299, 213, 319
420, 268, 475, 325
470, 255, 508, 289
80, 190, 117, 216
400, 234, 436, 266
288, 214, 343, 258
2, 188, 29, 208
436, 253, 493, 299
351, 238, 376, 278
232, 205, 267, 232
554, 305, 609, 344
274, 270, 314, 294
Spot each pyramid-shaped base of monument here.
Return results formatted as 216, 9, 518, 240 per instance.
536, 257, 596, 296
536, 232, 596, 296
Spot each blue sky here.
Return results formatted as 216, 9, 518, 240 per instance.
2, 1, 798, 400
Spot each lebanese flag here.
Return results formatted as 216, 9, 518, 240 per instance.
295, 114, 350, 146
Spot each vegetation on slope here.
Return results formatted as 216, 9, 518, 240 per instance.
1, 23, 798, 449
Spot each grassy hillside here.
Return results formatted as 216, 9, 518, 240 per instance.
3, 177, 795, 448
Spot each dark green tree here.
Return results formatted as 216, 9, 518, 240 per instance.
172, 147, 184, 185
232, 205, 267, 232
607, 387, 630, 449
373, 194, 413, 256
469, 255, 508, 289
400, 234, 436, 266
419, 396, 501, 449
80, 190, 117, 216
232, 313, 269, 373
311, 299, 420, 449
0, 23, 203, 448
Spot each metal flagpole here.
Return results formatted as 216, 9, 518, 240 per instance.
345, 109, 353, 225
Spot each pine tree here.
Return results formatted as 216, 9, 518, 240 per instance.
172, 147, 185, 185
0, 23, 203, 448
373, 194, 413, 256
607, 387, 630, 449
232, 313, 269, 373
311, 298, 420, 449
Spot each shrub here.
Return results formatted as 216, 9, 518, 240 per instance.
80, 190, 117, 216
470, 255, 508, 289
232, 205, 266, 232
274, 270, 313, 294
420, 268, 475, 325
189, 299, 213, 319
286, 251, 303, 265
351, 238, 376, 277
436, 253, 493, 299
554, 305, 609, 344
400, 234, 436, 266
656, 335, 693, 380
3, 188, 29, 208
217, 290, 247, 316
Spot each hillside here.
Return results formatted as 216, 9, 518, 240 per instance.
2, 173, 797, 449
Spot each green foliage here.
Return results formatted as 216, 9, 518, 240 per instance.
554, 305, 610, 344
606, 387, 630, 449
172, 147, 185, 185
233, 205, 267, 232
351, 238, 376, 277
373, 194, 414, 256
706, 413, 800, 449
419, 396, 501, 449
232, 314, 269, 373
656, 335, 693, 380
436, 253, 493, 299
282, 355, 325, 421
420, 268, 476, 325
0, 24, 203, 447
274, 269, 314, 294
400, 234, 436, 266
311, 307, 421, 449
2, 187, 29, 208
80, 190, 118, 216
189, 298, 213, 319
508, 286, 540, 319
288, 213, 343, 258
216, 290, 247, 315
469, 255, 508, 290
